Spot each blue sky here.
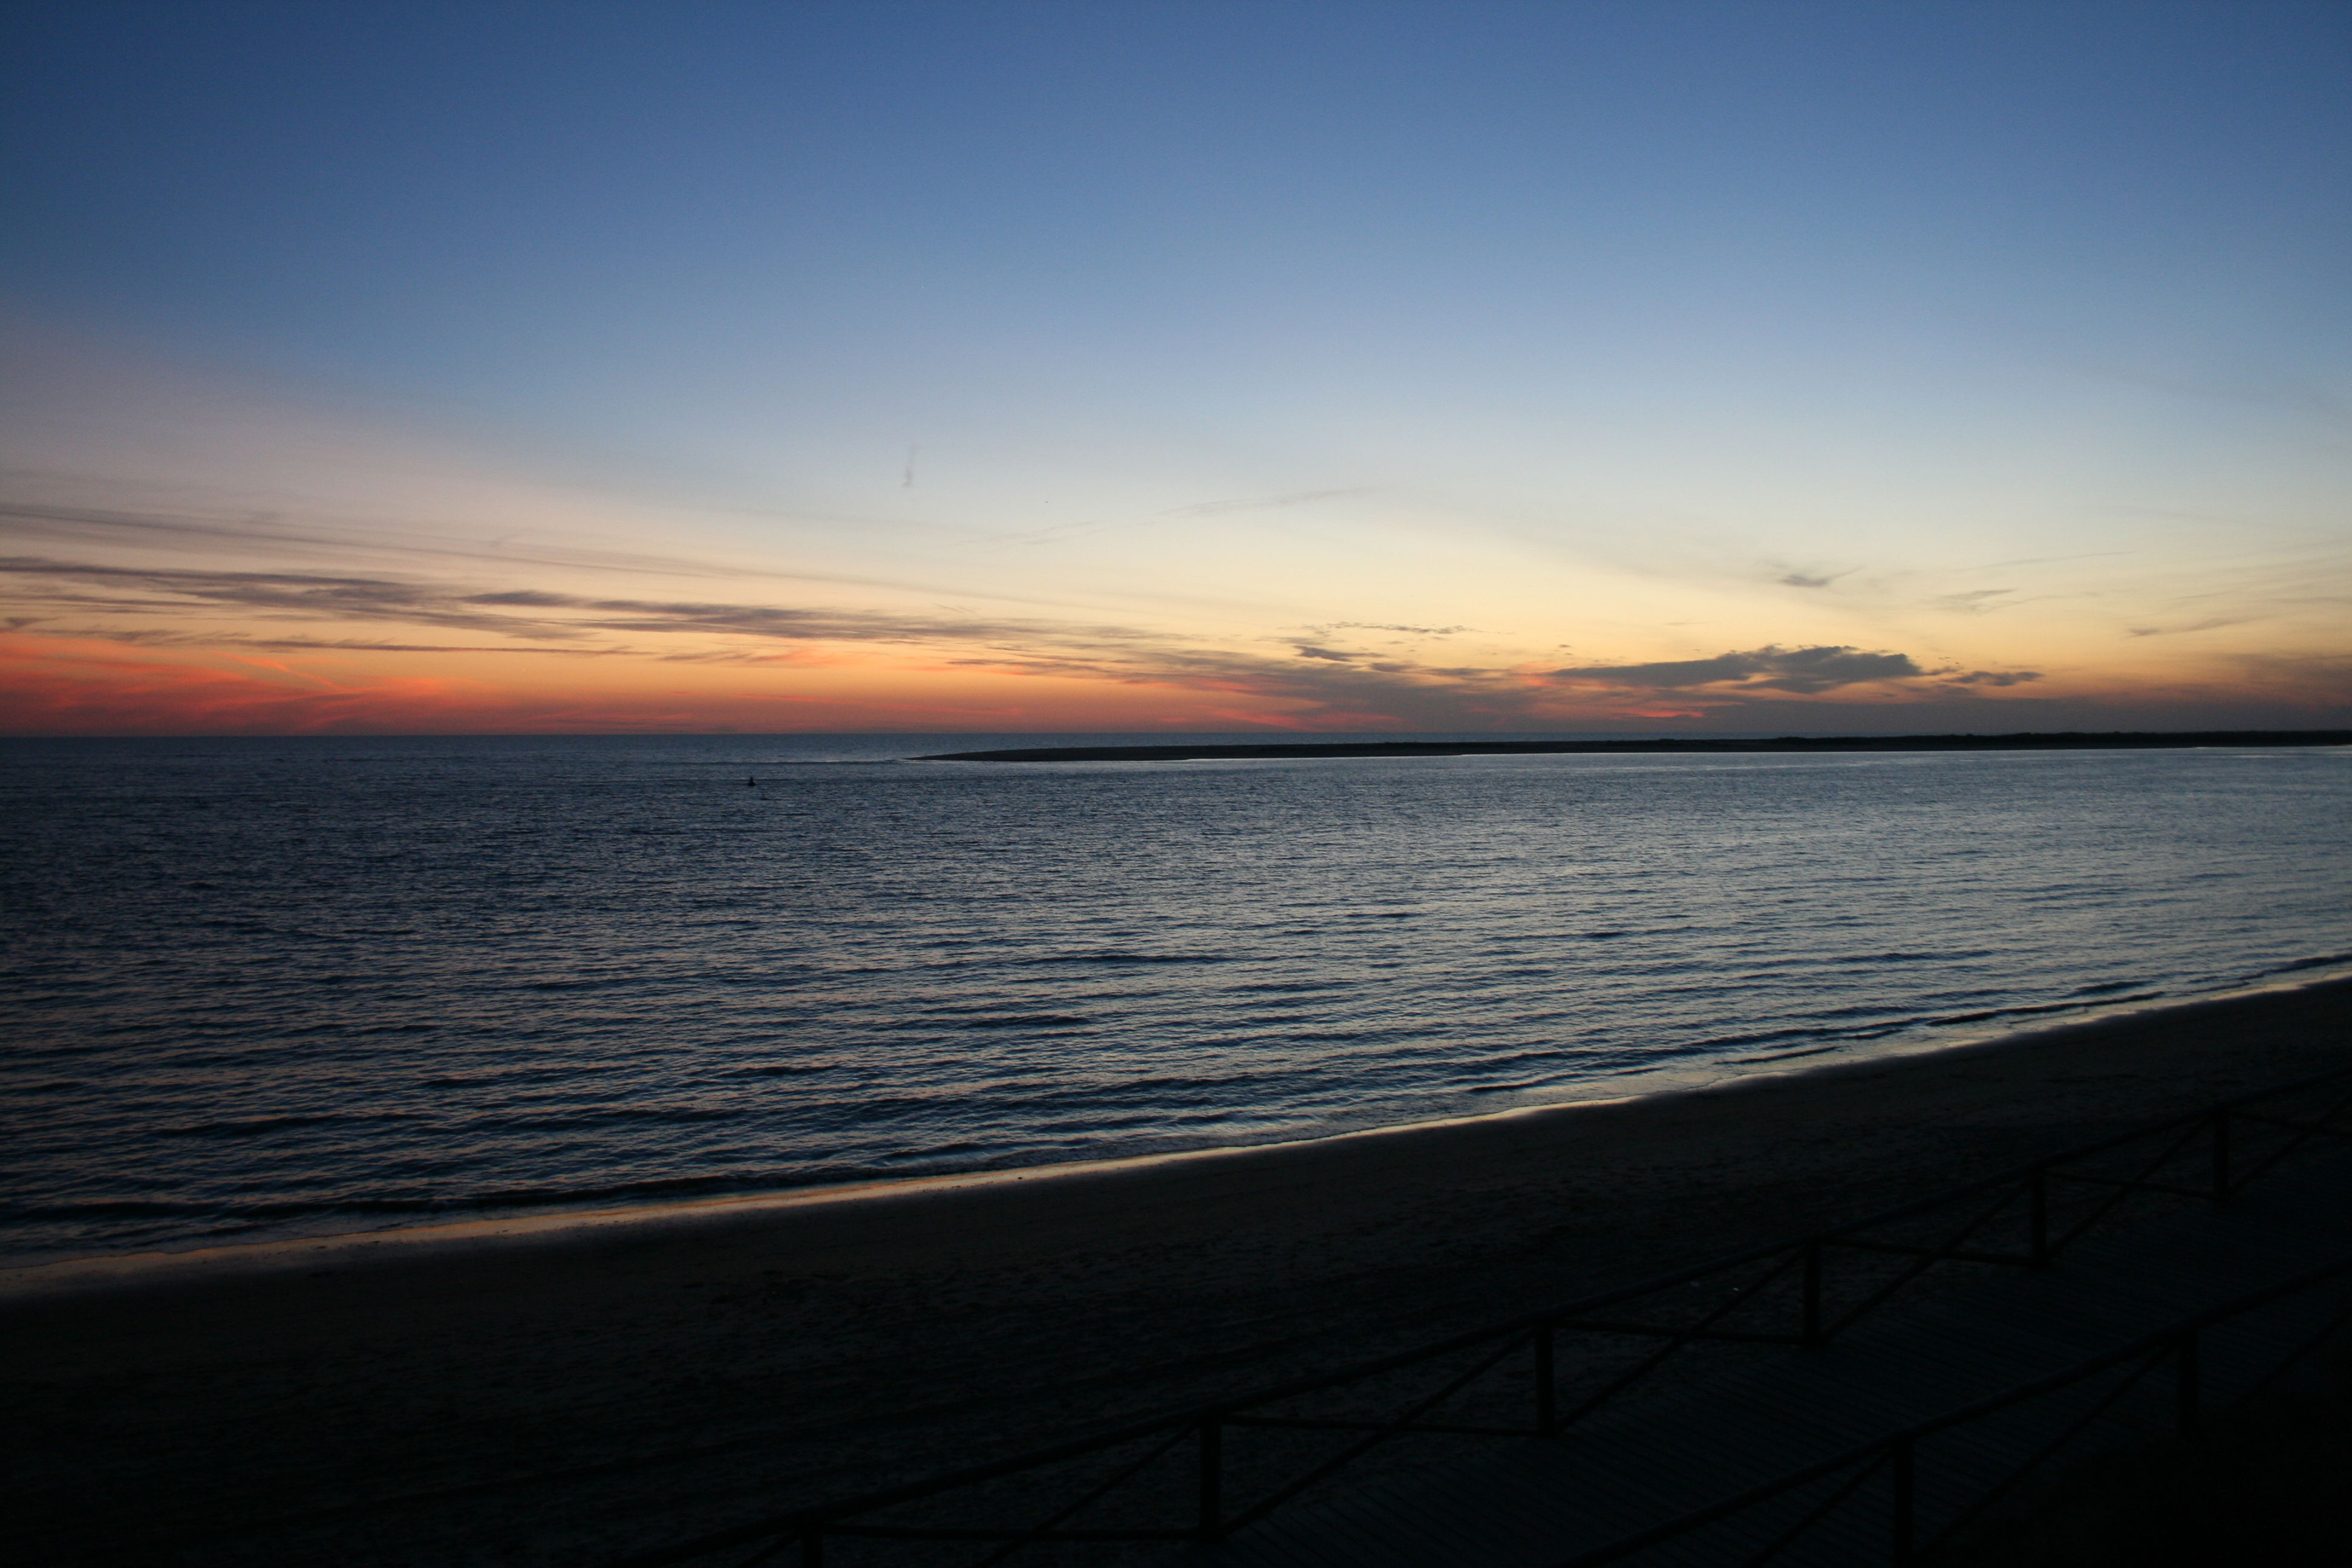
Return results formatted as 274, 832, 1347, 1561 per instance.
3, 2, 2347, 733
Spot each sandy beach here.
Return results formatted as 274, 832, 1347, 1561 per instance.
8, 976, 2351, 1564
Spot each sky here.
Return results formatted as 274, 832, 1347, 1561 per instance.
2, 0, 2347, 736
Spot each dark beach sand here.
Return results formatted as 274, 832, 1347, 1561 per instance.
7, 978, 2351, 1564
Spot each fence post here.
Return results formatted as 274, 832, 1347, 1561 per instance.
1889, 1433, 1916, 1567
1803, 1240, 1824, 1348
2028, 1169, 2050, 1267
2212, 1108, 2232, 1201
2178, 1329, 2201, 1435
1535, 1321, 1558, 1436
1198, 1416, 1224, 1541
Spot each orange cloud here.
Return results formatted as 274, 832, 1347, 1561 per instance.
0, 633, 1323, 734
0, 636, 505, 734
7, 613, 2345, 739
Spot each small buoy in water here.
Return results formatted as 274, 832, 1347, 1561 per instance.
746, 776, 757, 787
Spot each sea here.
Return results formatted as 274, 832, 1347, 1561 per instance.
4, 733, 2350, 1266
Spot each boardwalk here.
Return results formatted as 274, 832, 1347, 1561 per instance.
1201, 1156, 2352, 1568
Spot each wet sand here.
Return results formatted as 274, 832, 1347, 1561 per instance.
7, 977, 2351, 1564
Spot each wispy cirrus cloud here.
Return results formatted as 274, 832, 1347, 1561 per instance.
0, 557, 1148, 652
238, 639, 635, 656
0, 557, 598, 638
2126, 617, 2249, 638
0, 498, 1001, 602
1932, 588, 2021, 614
1304, 621, 1474, 636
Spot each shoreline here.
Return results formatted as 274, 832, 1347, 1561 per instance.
10, 965, 2350, 1301
11, 974, 2352, 1563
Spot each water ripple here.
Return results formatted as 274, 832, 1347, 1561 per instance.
3, 733, 2350, 1261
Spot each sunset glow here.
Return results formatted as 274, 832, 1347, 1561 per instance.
4, 3, 2347, 736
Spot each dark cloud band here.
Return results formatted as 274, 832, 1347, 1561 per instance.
1549, 645, 1929, 695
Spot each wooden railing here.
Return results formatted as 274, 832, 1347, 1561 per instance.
607, 1062, 2352, 1567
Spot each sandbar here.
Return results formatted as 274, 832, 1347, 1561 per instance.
920, 729, 2352, 763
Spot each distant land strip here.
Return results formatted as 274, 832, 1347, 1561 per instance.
920, 730, 2352, 763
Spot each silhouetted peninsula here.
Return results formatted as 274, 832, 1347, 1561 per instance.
922, 730, 2352, 763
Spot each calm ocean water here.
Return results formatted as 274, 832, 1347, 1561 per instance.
4, 734, 2349, 1264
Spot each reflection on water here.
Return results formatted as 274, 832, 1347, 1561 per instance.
3, 734, 2348, 1261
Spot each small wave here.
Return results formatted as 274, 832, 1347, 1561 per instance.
1034, 952, 1226, 966
465, 1105, 745, 1130
152, 1113, 415, 1140
2247, 953, 2352, 981
1688, 1022, 1851, 1052
4, 1172, 850, 1225
0, 1200, 221, 1220
1921, 992, 2165, 1029
1468, 1047, 1574, 1072
736, 759, 903, 767
901, 1002, 1100, 1028
1730, 1042, 1847, 1064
